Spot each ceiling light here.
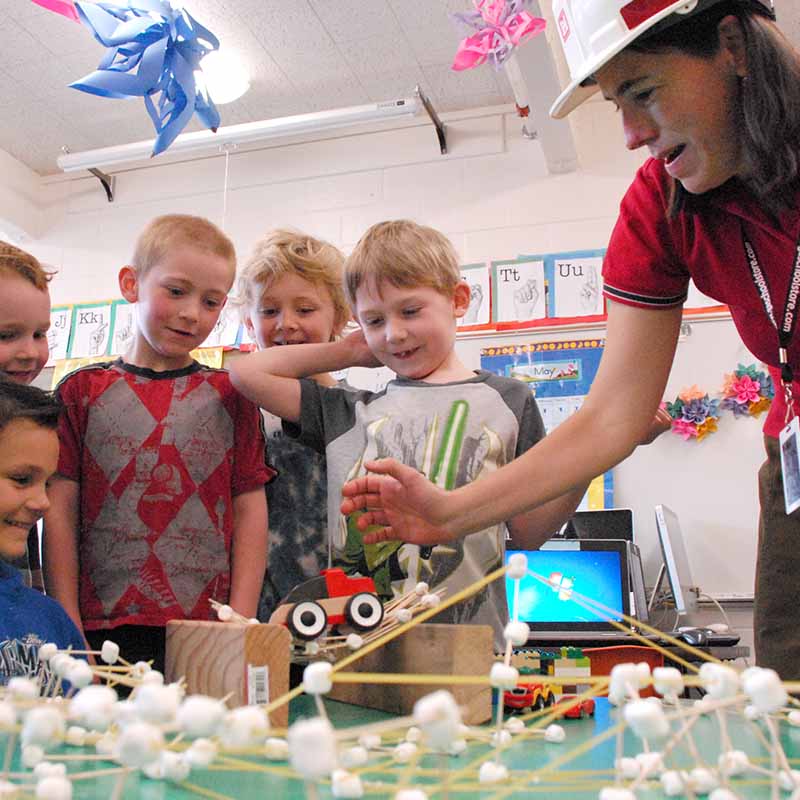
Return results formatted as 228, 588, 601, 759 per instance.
198, 50, 250, 105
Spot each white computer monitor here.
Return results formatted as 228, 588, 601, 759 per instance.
654, 504, 698, 616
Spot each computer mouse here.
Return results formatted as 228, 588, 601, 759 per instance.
676, 628, 709, 646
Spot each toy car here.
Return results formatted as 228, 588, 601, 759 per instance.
553, 695, 596, 719
503, 681, 556, 712
269, 568, 384, 640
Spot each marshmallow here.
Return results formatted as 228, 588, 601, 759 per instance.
699, 663, 740, 700
133, 684, 180, 725
288, 717, 337, 779
8, 677, 38, 702
490, 730, 512, 747
717, 749, 749, 777
69, 686, 118, 732
413, 691, 462, 750
394, 791, 428, 800
113, 700, 139, 729
100, 641, 119, 665
420, 594, 441, 609
504, 717, 525, 734
709, 791, 739, 800
22, 708, 66, 748
22, 745, 45, 768
779, 770, 800, 792
185, 739, 217, 767
623, 699, 669, 740
331, 769, 364, 798
143, 751, 191, 783
117, 722, 164, 768
216, 604, 234, 622
65, 661, 93, 689
346, 634, 363, 651
393, 742, 417, 763
506, 552, 528, 580
305, 641, 320, 656
358, 733, 381, 750
32, 763, 66, 780
64, 727, 86, 747
478, 761, 508, 783
34, 776, 72, 800
608, 663, 642, 703
131, 661, 152, 679
653, 667, 684, 697
742, 667, 788, 714
689, 767, 718, 794
414, 582, 429, 596
448, 739, 467, 756
489, 663, 519, 690
599, 790, 637, 800
264, 737, 289, 761
544, 724, 566, 743
405, 726, 422, 743
175, 696, 226, 738
304, 662, 334, 695
0, 702, 16, 729
660, 770, 687, 797
340, 746, 369, 768
615, 757, 640, 780
392, 609, 413, 624
38, 644, 57, 663
503, 621, 530, 647
94, 733, 116, 757
635, 751, 665, 776
789, 710, 800, 727
140, 671, 165, 686
221, 706, 269, 749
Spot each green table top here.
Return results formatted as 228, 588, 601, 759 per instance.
5, 696, 798, 799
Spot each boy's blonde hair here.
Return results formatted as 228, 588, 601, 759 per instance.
236, 229, 349, 333
0, 241, 53, 291
132, 215, 236, 278
344, 220, 460, 309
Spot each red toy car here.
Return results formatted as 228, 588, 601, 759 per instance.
553, 695, 596, 719
269, 568, 384, 640
503, 681, 556, 712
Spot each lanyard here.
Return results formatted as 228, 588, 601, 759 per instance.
741, 223, 800, 420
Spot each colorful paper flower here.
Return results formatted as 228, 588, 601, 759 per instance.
695, 417, 718, 441
665, 387, 720, 442
678, 384, 706, 402
451, 0, 546, 71
720, 363, 774, 420
671, 418, 699, 441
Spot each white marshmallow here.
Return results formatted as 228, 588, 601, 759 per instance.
331, 769, 364, 798
699, 663, 740, 700
393, 742, 417, 763
394, 791, 428, 800
420, 594, 441, 609
718, 749, 749, 777
185, 739, 217, 767
22, 707, 65, 748
623, 699, 669, 740
288, 717, 337, 779
635, 751, 665, 776
133, 684, 180, 725
615, 757, 640, 780
503, 621, 530, 647
689, 767, 718, 794
0, 702, 16, 729
413, 691, 462, 750
789, 710, 800, 727
94, 733, 116, 758
660, 770, 687, 797
448, 739, 467, 756
478, 761, 508, 783
175, 696, 226, 738
216, 604, 234, 622
709, 790, 739, 800
405, 726, 422, 743
653, 667, 684, 697
742, 667, 788, 713
160, 751, 191, 782
140, 671, 165, 686
304, 662, 334, 695
22, 745, 45, 768
489, 663, 519, 690
608, 663, 642, 703
544, 724, 566, 743
340, 746, 369, 768
131, 661, 152, 679
506, 552, 528, 580
358, 733, 381, 750
65, 661, 93, 689
8, 677, 38, 702
117, 722, 164, 768
392, 609, 413, 624
779, 770, 800, 792
69, 686, 118, 732
504, 717, 525, 734
33, 763, 66, 779
414, 582, 429, 596
38, 644, 57, 663
264, 737, 289, 761
248, 618, 260, 625
100, 641, 119, 665
34, 776, 72, 800
599, 790, 636, 800
113, 700, 138, 729
346, 634, 363, 651
64, 727, 86, 747
305, 641, 320, 656
490, 730, 512, 747
221, 706, 269, 749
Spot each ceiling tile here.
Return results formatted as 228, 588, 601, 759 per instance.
310, 0, 401, 43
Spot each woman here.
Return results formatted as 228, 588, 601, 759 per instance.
340, 0, 800, 677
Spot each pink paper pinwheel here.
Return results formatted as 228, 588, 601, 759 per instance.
30, 0, 79, 22
452, 0, 545, 71
732, 375, 761, 405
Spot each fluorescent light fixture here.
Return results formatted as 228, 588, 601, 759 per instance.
58, 97, 420, 172
198, 50, 250, 105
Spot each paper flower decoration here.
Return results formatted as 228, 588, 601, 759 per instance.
41, 1, 221, 157
665, 389, 720, 442
30, 0, 79, 21
452, 0, 546, 71
720, 363, 774, 419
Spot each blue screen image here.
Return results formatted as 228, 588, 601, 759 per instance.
505, 549, 623, 623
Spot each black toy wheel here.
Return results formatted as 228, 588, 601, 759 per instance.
287, 600, 327, 640
533, 693, 546, 711
544, 691, 555, 707
345, 592, 384, 631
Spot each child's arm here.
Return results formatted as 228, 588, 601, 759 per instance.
228, 488, 268, 619
506, 486, 587, 551
229, 332, 379, 421
42, 476, 84, 634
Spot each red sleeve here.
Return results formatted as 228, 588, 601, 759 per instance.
603, 159, 690, 309
55, 372, 86, 482
231, 390, 275, 496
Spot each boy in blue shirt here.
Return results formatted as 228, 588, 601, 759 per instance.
0, 378, 83, 685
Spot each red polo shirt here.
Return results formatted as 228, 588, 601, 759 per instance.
603, 158, 800, 438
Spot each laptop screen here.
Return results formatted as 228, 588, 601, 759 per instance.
505, 540, 630, 630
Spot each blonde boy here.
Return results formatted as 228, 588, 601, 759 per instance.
231, 220, 582, 647
45, 215, 273, 671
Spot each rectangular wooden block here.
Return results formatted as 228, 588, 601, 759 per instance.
328, 623, 494, 725
165, 620, 291, 727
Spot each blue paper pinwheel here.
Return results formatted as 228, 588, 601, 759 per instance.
70, 0, 221, 157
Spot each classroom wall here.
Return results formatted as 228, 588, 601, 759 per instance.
1, 99, 757, 657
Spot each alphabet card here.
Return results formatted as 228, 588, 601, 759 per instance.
458, 262, 491, 330
68, 302, 112, 358
110, 299, 136, 356
550, 253, 605, 318
492, 257, 547, 324
46, 306, 72, 366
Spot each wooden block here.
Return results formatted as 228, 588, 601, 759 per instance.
165, 621, 291, 727
328, 623, 494, 725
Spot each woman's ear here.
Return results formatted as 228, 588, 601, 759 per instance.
118, 265, 139, 302
718, 14, 748, 78
452, 280, 471, 319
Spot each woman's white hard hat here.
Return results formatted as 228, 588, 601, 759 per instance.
549, 0, 775, 119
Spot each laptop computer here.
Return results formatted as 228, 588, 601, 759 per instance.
505, 539, 638, 643
558, 508, 635, 541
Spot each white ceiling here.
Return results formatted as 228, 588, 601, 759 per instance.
1, 0, 799, 176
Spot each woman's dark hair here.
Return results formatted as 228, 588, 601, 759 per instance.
631, 1, 800, 216
0, 376, 61, 434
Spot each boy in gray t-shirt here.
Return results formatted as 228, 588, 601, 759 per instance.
231, 220, 585, 647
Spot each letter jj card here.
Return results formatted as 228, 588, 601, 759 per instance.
779, 416, 800, 514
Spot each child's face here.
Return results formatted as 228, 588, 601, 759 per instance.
0, 419, 58, 561
245, 273, 339, 350
355, 280, 468, 380
0, 273, 51, 384
120, 247, 233, 371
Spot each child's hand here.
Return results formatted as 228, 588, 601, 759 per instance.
341, 329, 382, 369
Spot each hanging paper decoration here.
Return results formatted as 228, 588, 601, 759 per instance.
451, 0, 546, 72
665, 386, 720, 442
30, 0, 79, 21
720, 363, 774, 418
67, 1, 221, 157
